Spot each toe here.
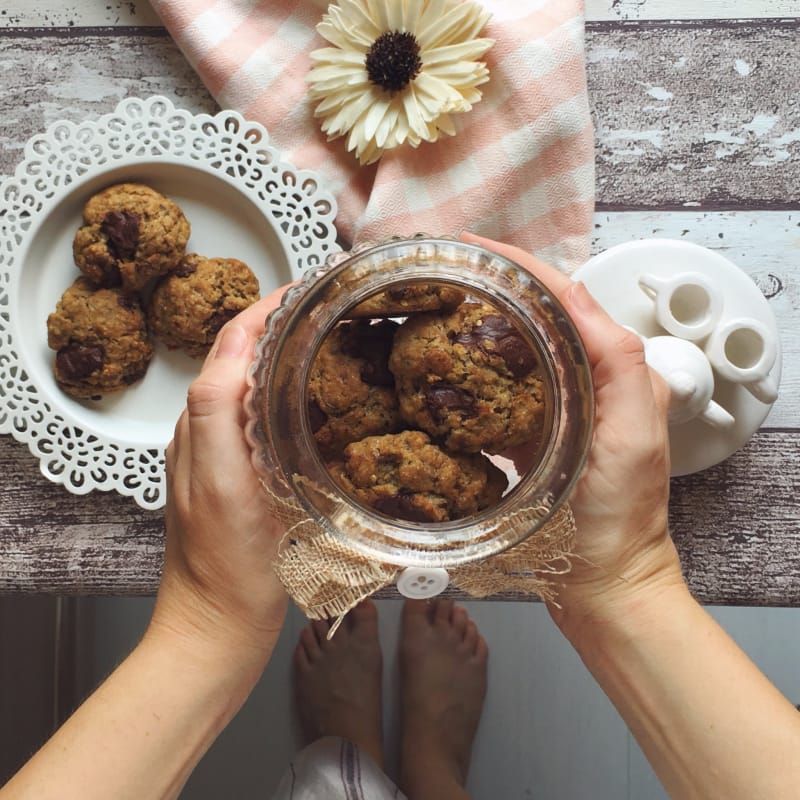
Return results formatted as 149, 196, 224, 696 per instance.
349, 600, 379, 636
433, 598, 454, 625
294, 639, 311, 671
300, 625, 321, 660
451, 605, 468, 637
312, 618, 333, 647
463, 619, 479, 653
473, 632, 489, 664
402, 598, 430, 627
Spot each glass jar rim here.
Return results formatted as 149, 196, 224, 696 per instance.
245, 236, 594, 568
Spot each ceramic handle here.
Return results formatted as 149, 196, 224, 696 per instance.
704, 318, 779, 403
637, 331, 735, 428
638, 271, 723, 341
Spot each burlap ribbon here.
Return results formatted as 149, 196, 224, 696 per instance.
263, 477, 576, 634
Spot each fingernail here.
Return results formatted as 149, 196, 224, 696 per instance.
567, 281, 599, 316
214, 323, 248, 359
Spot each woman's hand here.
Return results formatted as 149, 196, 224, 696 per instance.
148, 285, 291, 676
461, 234, 685, 639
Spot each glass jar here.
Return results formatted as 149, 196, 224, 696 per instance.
244, 237, 594, 569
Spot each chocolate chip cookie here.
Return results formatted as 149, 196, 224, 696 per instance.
328, 430, 508, 523
389, 302, 546, 453
147, 254, 260, 358
73, 183, 190, 292
46, 277, 154, 399
347, 282, 465, 318
308, 319, 402, 459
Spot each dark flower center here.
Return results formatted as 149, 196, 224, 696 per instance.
365, 31, 422, 92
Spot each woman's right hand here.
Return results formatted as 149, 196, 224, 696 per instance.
461, 234, 686, 640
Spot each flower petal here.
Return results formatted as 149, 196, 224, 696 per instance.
309, 46, 366, 66
400, 0, 425, 33
364, 0, 391, 33
313, 82, 372, 114
403, 87, 434, 140
362, 96, 393, 141
422, 38, 494, 66
375, 100, 402, 147
321, 88, 379, 137
413, 71, 462, 114
308, 70, 370, 97
336, 0, 383, 40
318, 15, 370, 51
417, 0, 490, 50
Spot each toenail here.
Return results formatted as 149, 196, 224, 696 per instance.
397, 567, 450, 599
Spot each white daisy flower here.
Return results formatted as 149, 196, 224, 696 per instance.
307, 0, 494, 165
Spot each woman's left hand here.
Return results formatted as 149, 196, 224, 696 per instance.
148, 285, 291, 674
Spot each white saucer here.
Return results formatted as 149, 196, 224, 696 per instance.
573, 239, 781, 476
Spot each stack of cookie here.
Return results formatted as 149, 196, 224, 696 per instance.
46, 183, 260, 399
309, 286, 548, 523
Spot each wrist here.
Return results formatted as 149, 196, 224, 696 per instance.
147, 575, 286, 693
549, 558, 690, 652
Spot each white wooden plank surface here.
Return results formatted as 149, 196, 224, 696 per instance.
1, 1, 162, 27
587, 21, 800, 208
592, 210, 800, 429
0, 22, 798, 602
587, 1, 800, 21
2, 0, 798, 27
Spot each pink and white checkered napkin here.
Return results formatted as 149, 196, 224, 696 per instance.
150, 0, 595, 272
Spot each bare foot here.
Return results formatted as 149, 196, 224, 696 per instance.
293, 600, 385, 769
399, 599, 488, 800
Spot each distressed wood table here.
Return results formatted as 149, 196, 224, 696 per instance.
1, 0, 798, 604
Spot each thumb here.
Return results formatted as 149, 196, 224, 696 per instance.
186, 323, 254, 479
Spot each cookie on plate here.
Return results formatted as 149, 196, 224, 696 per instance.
347, 282, 465, 318
73, 182, 190, 292
389, 302, 546, 453
46, 277, 154, 399
328, 430, 508, 523
308, 319, 402, 459
147, 254, 260, 358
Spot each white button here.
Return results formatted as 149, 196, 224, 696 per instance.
396, 567, 450, 599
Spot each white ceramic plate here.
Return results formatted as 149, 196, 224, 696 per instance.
0, 96, 339, 509
573, 239, 781, 476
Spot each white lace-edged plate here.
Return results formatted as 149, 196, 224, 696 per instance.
0, 96, 339, 510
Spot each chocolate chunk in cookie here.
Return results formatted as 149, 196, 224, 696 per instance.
389, 302, 546, 453
147, 254, 260, 358
73, 182, 190, 292
307, 319, 403, 459
46, 277, 154, 399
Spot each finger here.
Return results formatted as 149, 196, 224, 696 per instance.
563, 282, 667, 433
168, 410, 192, 500
474, 633, 489, 662
460, 232, 572, 295
202, 284, 290, 368
461, 232, 665, 434
311, 618, 331, 645
165, 438, 177, 479
649, 368, 671, 419
186, 323, 257, 487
